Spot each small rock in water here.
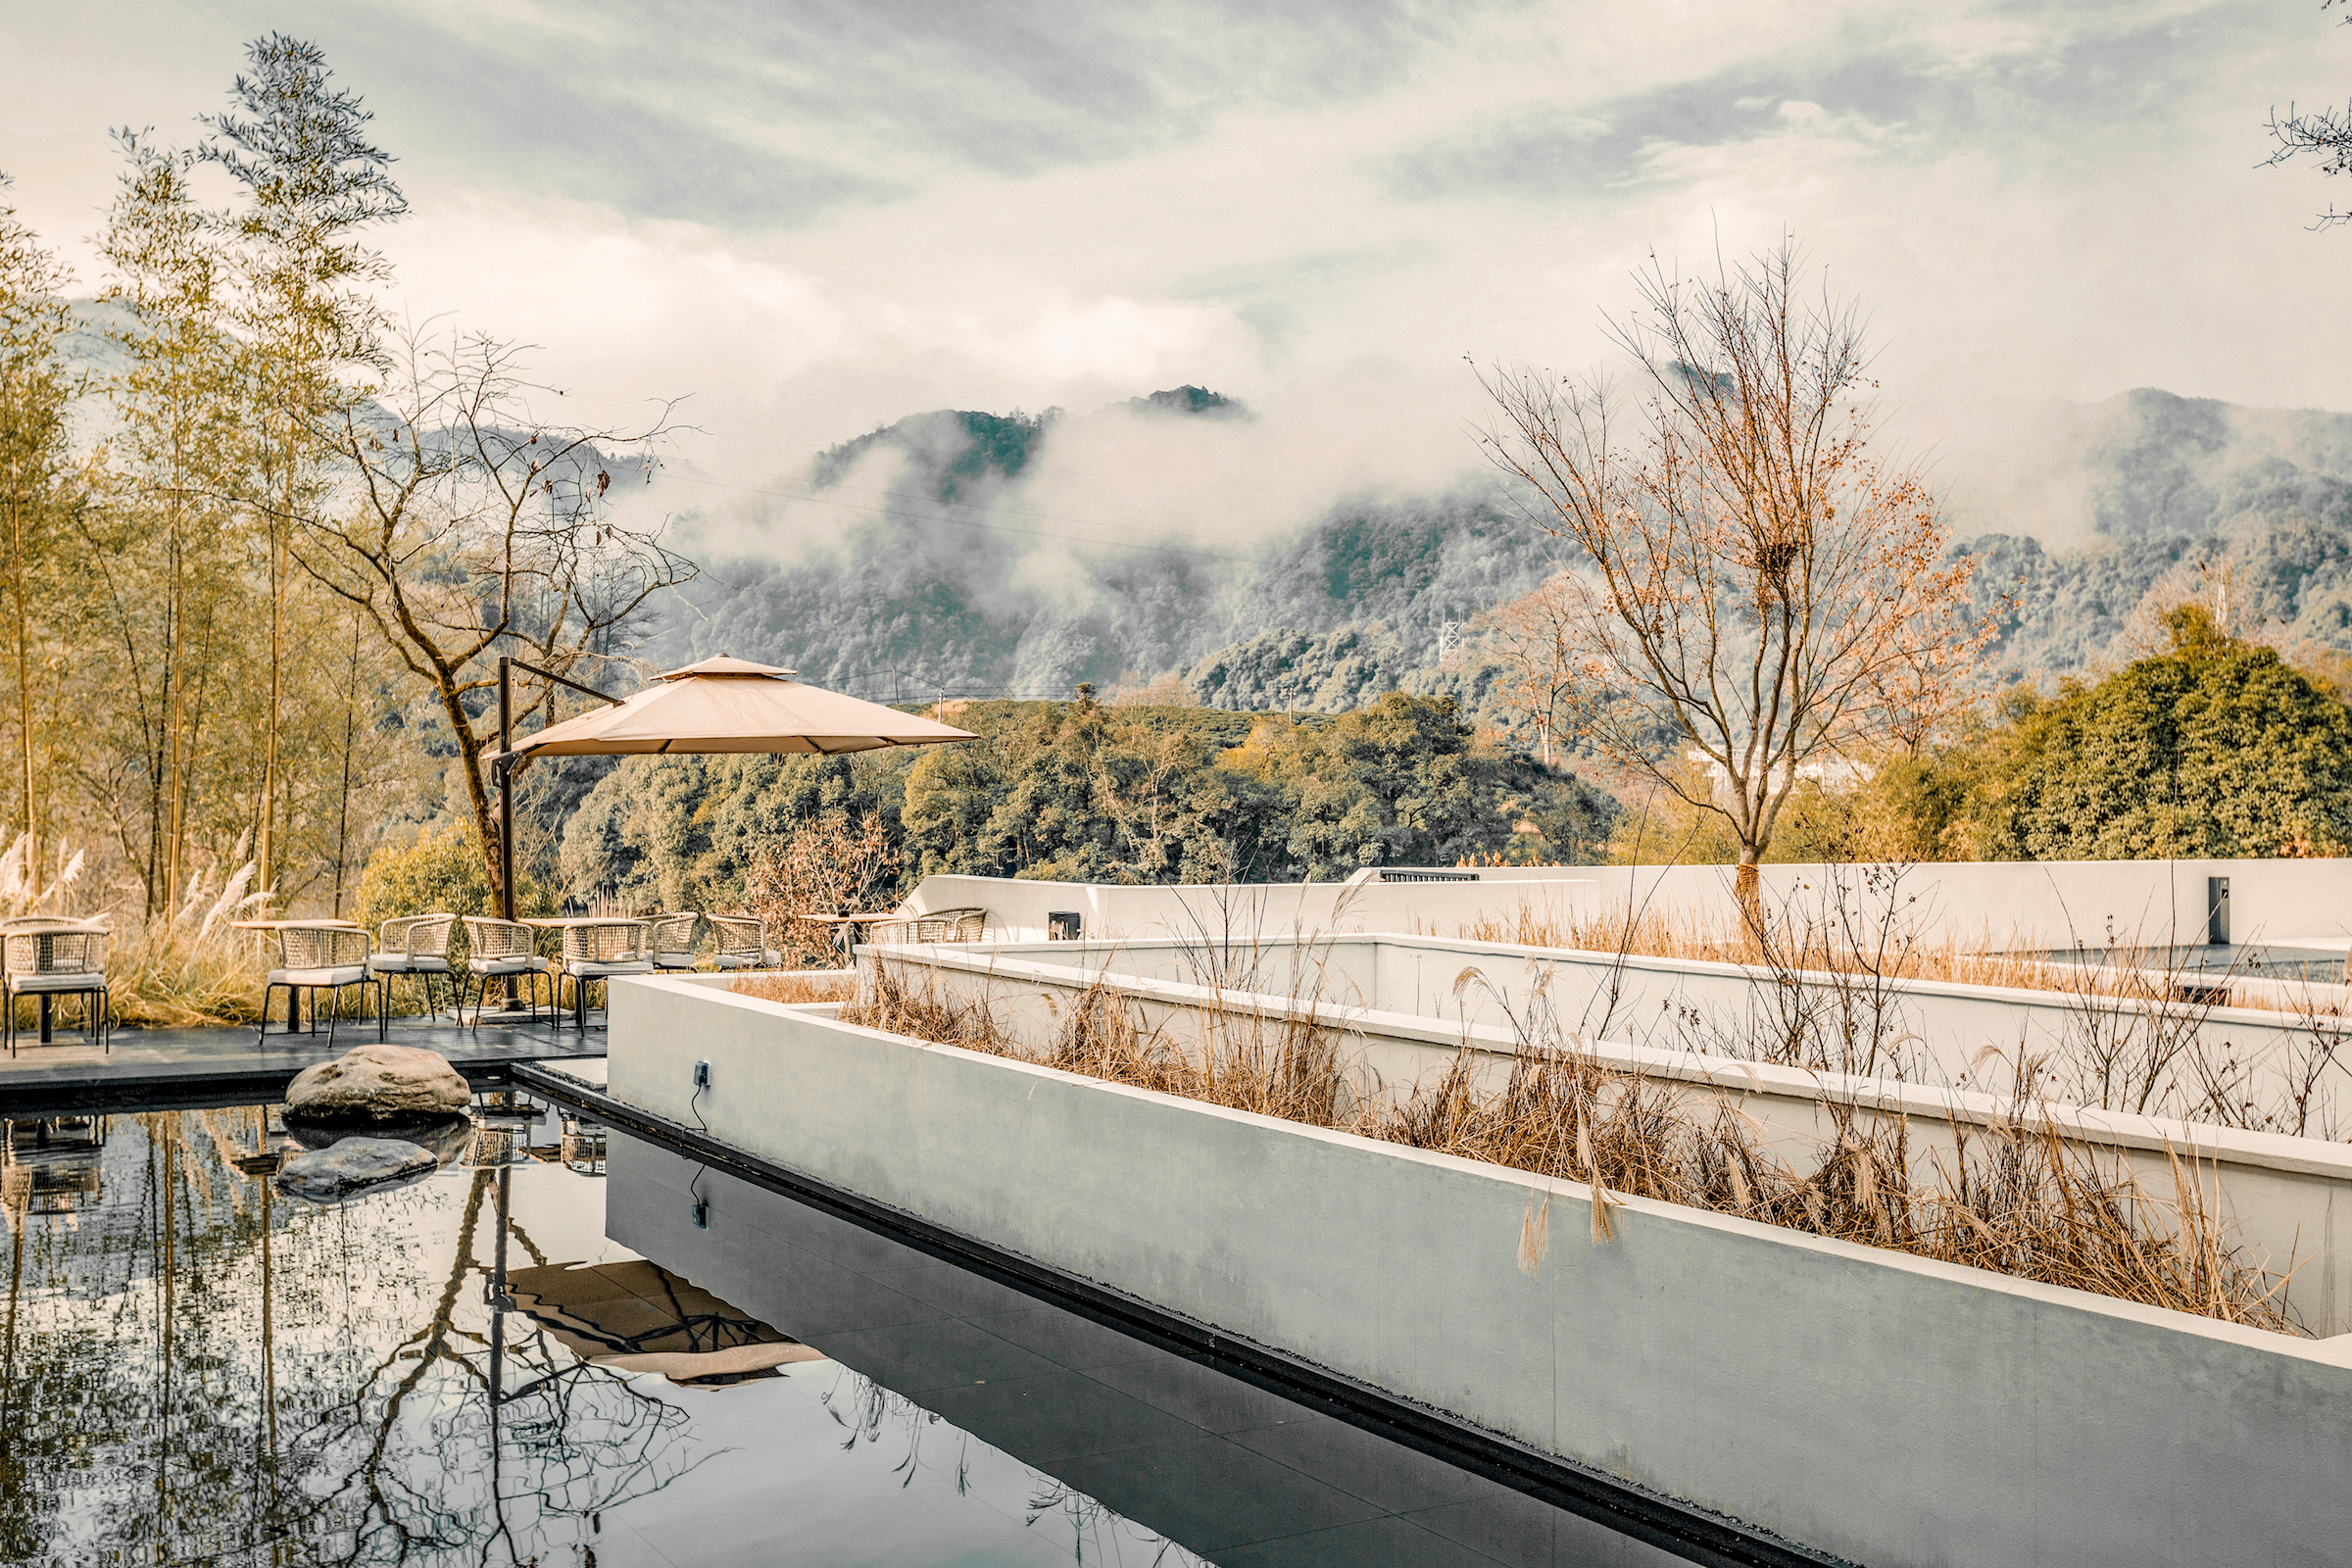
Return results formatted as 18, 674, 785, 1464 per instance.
275, 1138, 436, 1201
285, 1043, 471, 1123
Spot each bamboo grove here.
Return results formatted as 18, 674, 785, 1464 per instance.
0, 35, 691, 933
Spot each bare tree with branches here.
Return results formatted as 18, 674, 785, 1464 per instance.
1473, 240, 1986, 932
298, 322, 696, 904
2267, 2, 2352, 225
1475, 569, 1583, 766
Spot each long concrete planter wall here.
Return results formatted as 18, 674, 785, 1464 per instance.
607, 975, 2352, 1568
907, 858, 2352, 952
930, 930, 2352, 1143
906, 872, 1608, 947
869, 944, 2352, 1335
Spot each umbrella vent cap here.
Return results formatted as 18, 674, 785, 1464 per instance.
658, 656, 799, 681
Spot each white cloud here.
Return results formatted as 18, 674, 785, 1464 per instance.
7, 0, 2352, 544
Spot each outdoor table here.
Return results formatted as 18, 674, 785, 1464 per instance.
231, 919, 364, 1033
3, 918, 105, 1044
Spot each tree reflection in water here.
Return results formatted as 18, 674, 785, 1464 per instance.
819, 1370, 1214, 1568
4, 1102, 1222, 1567
0, 1104, 703, 1566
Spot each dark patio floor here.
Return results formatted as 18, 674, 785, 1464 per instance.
0, 1011, 604, 1115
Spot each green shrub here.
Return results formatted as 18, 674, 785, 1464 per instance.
353, 818, 549, 930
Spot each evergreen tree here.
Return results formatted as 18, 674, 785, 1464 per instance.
201, 33, 407, 891
1936, 607, 2352, 860
94, 131, 252, 912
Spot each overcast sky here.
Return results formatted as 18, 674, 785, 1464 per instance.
7, 0, 2352, 516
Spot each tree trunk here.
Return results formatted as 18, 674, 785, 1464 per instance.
256, 515, 281, 896
329, 616, 360, 919
7, 484, 34, 891
1736, 851, 1764, 952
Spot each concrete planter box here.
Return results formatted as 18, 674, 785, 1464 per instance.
610, 974, 2352, 1568
908, 929, 2352, 1153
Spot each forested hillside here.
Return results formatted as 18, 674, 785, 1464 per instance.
1952, 390, 2352, 678
548, 692, 1617, 915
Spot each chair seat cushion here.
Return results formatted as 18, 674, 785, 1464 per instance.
368, 956, 452, 974
566, 959, 654, 979
471, 956, 551, 976
653, 952, 699, 969
711, 951, 784, 969
8, 971, 107, 994
269, 966, 369, 988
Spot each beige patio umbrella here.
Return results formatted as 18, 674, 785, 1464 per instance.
488, 654, 974, 921
506, 656, 977, 759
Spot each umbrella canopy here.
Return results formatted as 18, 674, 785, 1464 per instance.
501, 656, 976, 762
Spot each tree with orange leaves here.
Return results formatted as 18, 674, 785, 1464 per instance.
1474, 240, 1989, 932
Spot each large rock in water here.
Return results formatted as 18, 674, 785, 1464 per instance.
286, 1109, 474, 1165
285, 1043, 471, 1123
275, 1138, 436, 1201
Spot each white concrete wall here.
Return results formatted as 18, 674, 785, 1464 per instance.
906, 858, 2352, 954
870, 945, 2352, 1335
902, 873, 1604, 945
607, 975, 2352, 1568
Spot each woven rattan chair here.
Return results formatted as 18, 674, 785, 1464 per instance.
709, 914, 783, 970
368, 913, 458, 1019
929, 906, 987, 942
862, 915, 941, 945
648, 911, 702, 972
559, 920, 653, 1031
260, 925, 378, 1046
864, 906, 991, 945
3, 924, 110, 1057
460, 916, 555, 1028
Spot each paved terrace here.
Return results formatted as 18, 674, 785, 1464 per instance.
0, 1013, 604, 1115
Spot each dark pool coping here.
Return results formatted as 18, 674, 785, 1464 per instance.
511, 1060, 1851, 1568
0, 1023, 603, 1117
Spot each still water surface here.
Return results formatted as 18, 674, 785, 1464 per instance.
0, 1096, 1675, 1567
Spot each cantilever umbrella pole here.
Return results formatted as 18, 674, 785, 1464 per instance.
494, 655, 623, 1009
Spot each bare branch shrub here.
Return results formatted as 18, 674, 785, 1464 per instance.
742, 811, 903, 967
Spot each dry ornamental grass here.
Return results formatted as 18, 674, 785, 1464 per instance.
728, 972, 857, 1005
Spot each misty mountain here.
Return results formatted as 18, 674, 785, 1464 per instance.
1953, 390, 2352, 677
650, 383, 2352, 713
657, 391, 1560, 703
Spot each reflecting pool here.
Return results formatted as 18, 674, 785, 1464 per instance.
0, 1096, 1678, 1567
